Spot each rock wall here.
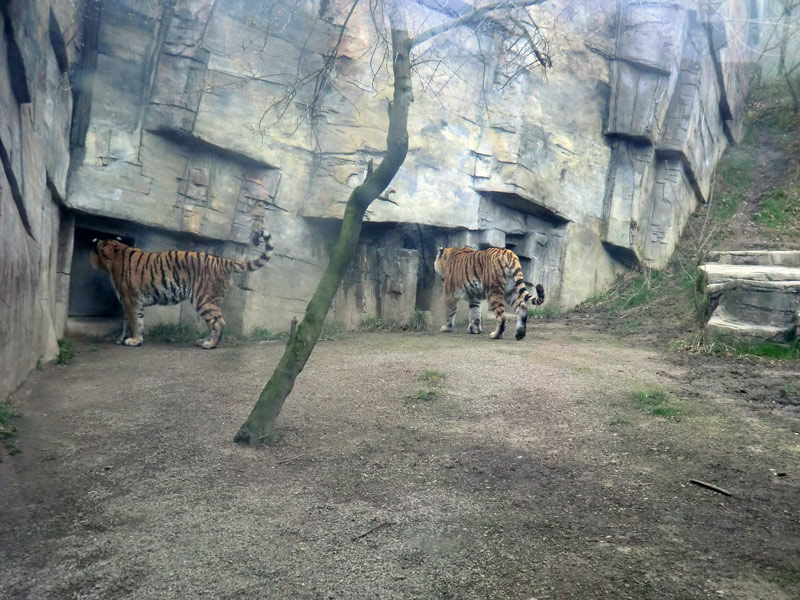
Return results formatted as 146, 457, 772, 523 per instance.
2, 0, 793, 397
0, 0, 79, 400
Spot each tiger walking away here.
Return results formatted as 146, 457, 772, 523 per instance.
434, 246, 545, 340
90, 230, 273, 349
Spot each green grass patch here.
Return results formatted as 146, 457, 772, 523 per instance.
0, 399, 21, 458
407, 389, 441, 403
755, 188, 800, 231
359, 315, 398, 332
407, 309, 429, 332
420, 369, 446, 384
669, 332, 734, 356
650, 405, 682, 418
528, 305, 560, 319
633, 389, 682, 419
732, 341, 799, 360
248, 326, 283, 341
713, 151, 755, 221
581, 269, 667, 316
319, 321, 349, 341
147, 322, 200, 344
56, 339, 76, 365
748, 80, 800, 137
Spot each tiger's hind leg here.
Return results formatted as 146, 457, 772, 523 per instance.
487, 287, 506, 339
195, 300, 225, 349
440, 295, 458, 332
506, 289, 528, 340
467, 298, 482, 334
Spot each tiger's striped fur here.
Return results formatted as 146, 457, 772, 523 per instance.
434, 246, 545, 340
90, 230, 273, 349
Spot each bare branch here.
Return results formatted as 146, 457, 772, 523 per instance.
410, 0, 547, 49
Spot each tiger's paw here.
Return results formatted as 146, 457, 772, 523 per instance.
123, 337, 142, 347
515, 329, 526, 340
440, 325, 453, 333
467, 321, 482, 334
489, 331, 502, 339
196, 338, 218, 349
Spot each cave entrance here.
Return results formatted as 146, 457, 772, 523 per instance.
68, 227, 135, 318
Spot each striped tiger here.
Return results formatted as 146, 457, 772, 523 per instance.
90, 230, 273, 349
434, 246, 545, 340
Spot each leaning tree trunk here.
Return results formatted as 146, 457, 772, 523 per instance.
234, 27, 412, 447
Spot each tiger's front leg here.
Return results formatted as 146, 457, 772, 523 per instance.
120, 301, 144, 346
440, 294, 458, 333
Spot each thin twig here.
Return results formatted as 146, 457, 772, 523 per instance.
689, 479, 733, 497
276, 452, 306, 465
351, 521, 396, 541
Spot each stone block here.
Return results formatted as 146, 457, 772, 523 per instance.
606, 60, 678, 143
706, 250, 800, 268
641, 159, 697, 268
603, 141, 656, 259
699, 264, 800, 285
615, 2, 689, 73
449, 229, 506, 249
706, 280, 800, 344
659, 24, 727, 201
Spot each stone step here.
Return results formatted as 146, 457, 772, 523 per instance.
704, 279, 800, 344
699, 263, 800, 285
706, 316, 793, 345
706, 250, 800, 267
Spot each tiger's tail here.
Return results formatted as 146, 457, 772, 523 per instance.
509, 255, 545, 307
234, 230, 273, 273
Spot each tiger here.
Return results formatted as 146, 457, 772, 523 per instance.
434, 246, 545, 340
90, 230, 273, 349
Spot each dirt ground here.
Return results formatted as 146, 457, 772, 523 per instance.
1, 325, 798, 600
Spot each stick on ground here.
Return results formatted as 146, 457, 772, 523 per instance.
689, 479, 732, 497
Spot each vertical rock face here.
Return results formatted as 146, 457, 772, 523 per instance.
1, 0, 78, 400
602, 2, 740, 270
0, 0, 780, 395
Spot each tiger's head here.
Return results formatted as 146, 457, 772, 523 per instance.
434, 246, 452, 278
90, 238, 127, 273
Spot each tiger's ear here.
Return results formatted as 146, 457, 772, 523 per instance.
116, 236, 122, 241
436, 246, 444, 259
92, 238, 98, 243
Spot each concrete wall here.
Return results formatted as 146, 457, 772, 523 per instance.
1, 0, 79, 400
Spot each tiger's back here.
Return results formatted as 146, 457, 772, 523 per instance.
435, 246, 545, 340
91, 230, 273, 348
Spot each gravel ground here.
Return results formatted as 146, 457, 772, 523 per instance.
1, 325, 799, 599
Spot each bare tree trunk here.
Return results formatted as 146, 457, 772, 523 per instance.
234, 26, 412, 447
779, 2, 800, 112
